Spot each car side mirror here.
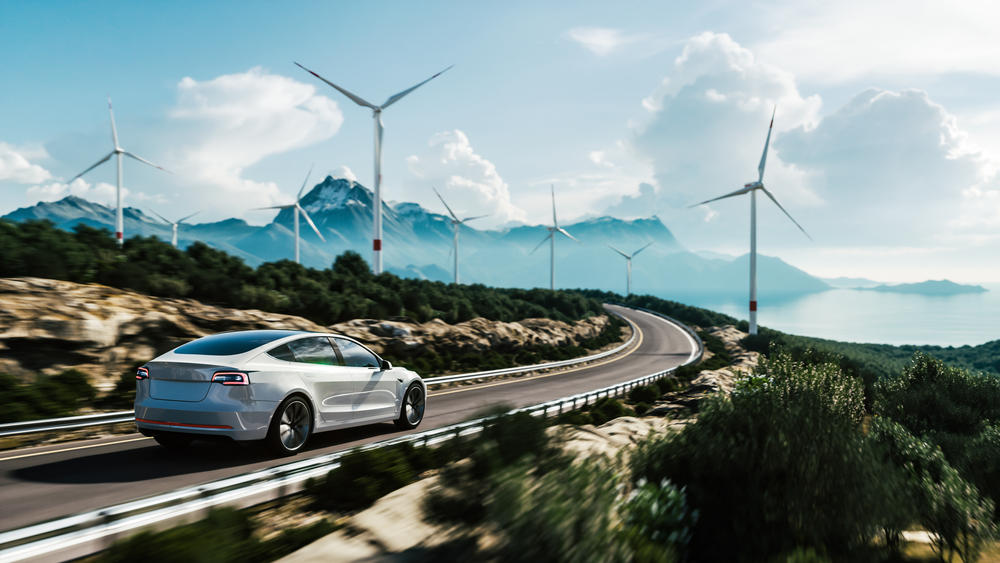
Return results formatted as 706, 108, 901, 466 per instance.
381, 359, 392, 371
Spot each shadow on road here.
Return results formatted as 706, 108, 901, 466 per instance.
10, 423, 403, 485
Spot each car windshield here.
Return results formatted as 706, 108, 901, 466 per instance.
174, 330, 303, 356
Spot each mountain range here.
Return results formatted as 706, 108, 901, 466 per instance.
2, 176, 830, 296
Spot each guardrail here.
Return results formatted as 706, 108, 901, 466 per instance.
0, 308, 702, 563
0, 309, 638, 439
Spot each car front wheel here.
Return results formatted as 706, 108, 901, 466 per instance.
395, 383, 425, 429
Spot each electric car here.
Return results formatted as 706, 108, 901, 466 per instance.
134, 330, 425, 455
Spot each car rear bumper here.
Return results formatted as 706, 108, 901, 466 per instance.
135, 397, 277, 441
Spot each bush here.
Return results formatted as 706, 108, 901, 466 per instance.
620, 478, 696, 562
310, 442, 436, 511
870, 417, 995, 562
632, 353, 889, 560
0, 370, 99, 422
95, 507, 334, 563
628, 385, 659, 405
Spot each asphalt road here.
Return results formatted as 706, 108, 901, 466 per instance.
0, 305, 697, 532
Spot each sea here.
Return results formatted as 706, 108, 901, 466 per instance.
668, 283, 1000, 347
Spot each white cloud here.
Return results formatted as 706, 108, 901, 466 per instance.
167, 67, 344, 213
754, 1, 1000, 84
0, 143, 53, 184
566, 27, 646, 56
406, 129, 525, 227
27, 178, 120, 204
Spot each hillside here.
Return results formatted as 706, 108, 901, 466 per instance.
3, 177, 831, 296
863, 279, 988, 295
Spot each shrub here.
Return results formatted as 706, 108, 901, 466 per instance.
588, 397, 633, 426
310, 443, 435, 511
870, 417, 995, 562
628, 385, 659, 405
620, 478, 696, 562
632, 353, 888, 560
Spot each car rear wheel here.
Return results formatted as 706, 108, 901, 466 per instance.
267, 396, 313, 456
395, 383, 425, 429
154, 432, 193, 449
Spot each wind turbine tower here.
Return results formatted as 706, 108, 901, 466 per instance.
608, 242, 653, 296
150, 210, 199, 248
295, 61, 452, 274
433, 187, 487, 284
690, 108, 811, 335
72, 98, 169, 247
256, 167, 326, 264
531, 185, 578, 290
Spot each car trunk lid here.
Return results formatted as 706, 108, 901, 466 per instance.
148, 362, 225, 402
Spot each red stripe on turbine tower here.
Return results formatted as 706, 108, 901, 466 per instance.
116, 231, 123, 240
373, 239, 382, 251
750, 300, 757, 311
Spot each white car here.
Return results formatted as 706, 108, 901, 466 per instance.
134, 330, 425, 455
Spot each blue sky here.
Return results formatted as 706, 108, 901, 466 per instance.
3, 1, 1000, 282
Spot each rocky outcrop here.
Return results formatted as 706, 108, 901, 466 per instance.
0, 277, 613, 390
330, 315, 611, 358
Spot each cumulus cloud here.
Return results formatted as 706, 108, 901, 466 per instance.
406, 129, 525, 227
633, 32, 822, 246
0, 143, 53, 184
27, 178, 120, 204
167, 67, 344, 212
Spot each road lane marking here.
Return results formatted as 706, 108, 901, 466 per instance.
0, 436, 151, 463
429, 317, 646, 397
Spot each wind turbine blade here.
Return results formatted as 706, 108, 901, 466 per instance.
632, 241, 654, 257
550, 184, 558, 228
253, 204, 294, 210
122, 151, 170, 173
688, 185, 754, 208
381, 64, 453, 109
530, 233, 553, 254
433, 186, 459, 221
294, 62, 377, 109
297, 204, 326, 242
107, 97, 120, 148
758, 106, 776, 182
460, 214, 489, 223
297, 165, 314, 200
178, 211, 200, 224
557, 227, 578, 242
149, 209, 172, 225
71, 152, 114, 181
761, 187, 812, 241
608, 244, 629, 259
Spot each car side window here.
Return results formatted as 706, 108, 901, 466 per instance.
286, 337, 340, 366
333, 338, 380, 368
267, 343, 296, 362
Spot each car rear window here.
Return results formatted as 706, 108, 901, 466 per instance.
174, 330, 302, 356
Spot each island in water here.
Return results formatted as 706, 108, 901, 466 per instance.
861, 279, 988, 296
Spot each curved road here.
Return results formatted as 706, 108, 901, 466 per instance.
0, 305, 696, 532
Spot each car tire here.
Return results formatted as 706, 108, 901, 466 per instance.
395, 383, 425, 429
266, 396, 313, 456
154, 432, 193, 449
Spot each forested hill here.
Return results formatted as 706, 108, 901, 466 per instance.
0, 220, 603, 325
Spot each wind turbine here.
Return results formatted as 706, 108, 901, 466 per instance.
71, 98, 169, 247
256, 167, 326, 264
608, 242, 653, 296
433, 187, 487, 284
531, 185, 578, 290
150, 209, 199, 248
295, 61, 452, 275
690, 108, 811, 335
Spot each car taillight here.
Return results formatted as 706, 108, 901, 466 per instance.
212, 371, 250, 386
136, 367, 149, 380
